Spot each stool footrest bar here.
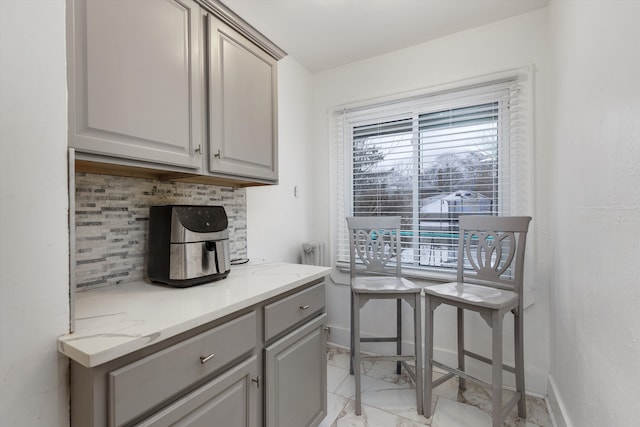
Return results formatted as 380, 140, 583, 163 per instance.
432, 372, 455, 388
431, 360, 492, 388
463, 350, 516, 374
360, 355, 414, 362
361, 337, 399, 343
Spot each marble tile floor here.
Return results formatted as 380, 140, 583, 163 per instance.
321, 346, 553, 427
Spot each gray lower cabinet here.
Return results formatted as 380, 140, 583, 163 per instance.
265, 314, 328, 427
108, 312, 257, 426
136, 356, 259, 427
69, 280, 327, 427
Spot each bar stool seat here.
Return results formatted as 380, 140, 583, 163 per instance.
353, 276, 417, 293
426, 282, 519, 309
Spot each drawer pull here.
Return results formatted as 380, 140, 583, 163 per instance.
299, 304, 310, 311
252, 375, 261, 388
199, 353, 215, 364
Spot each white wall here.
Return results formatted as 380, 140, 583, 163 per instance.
246, 57, 316, 263
0, 1, 70, 426
6, 1, 639, 424
548, 1, 640, 425
312, 9, 551, 395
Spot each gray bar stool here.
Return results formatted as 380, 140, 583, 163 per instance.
346, 216, 423, 416
423, 215, 531, 426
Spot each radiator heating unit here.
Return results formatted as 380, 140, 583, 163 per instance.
301, 241, 325, 266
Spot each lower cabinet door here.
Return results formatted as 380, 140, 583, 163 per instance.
135, 356, 259, 427
264, 314, 328, 427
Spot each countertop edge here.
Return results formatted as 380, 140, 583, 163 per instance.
58, 263, 331, 368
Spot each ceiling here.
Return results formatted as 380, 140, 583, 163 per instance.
219, 0, 549, 73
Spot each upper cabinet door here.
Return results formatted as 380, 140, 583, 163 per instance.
68, 0, 203, 169
208, 16, 278, 182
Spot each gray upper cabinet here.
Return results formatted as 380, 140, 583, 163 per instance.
67, 0, 285, 185
67, 0, 204, 169
208, 17, 278, 182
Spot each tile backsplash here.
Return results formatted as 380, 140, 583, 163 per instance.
74, 173, 247, 289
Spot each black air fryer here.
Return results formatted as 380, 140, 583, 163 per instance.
147, 205, 231, 287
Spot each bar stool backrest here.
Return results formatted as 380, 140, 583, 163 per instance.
346, 216, 402, 279
457, 215, 532, 295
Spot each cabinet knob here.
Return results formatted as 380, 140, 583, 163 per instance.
194, 144, 202, 155
199, 353, 215, 364
299, 304, 310, 311
214, 149, 222, 159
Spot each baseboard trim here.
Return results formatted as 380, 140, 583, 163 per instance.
547, 375, 572, 427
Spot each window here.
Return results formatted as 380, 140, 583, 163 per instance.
334, 77, 525, 276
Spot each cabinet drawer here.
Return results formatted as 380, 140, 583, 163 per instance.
136, 356, 259, 427
264, 282, 325, 342
109, 311, 256, 427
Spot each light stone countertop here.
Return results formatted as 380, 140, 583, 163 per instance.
58, 262, 331, 368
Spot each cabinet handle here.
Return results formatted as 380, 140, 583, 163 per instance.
199, 353, 215, 364
299, 304, 310, 311
252, 375, 261, 388
194, 144, 202, 155
214, 149, 222, 159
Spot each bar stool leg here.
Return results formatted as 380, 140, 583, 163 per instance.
515, 308, 527, 418
457, 307, 466, 392
396, 298, 402, 374
414, 293, 423, 415
354, 292, 362, 415
424, 294, 434, 417
491, 311, 504, 427
350, 291, 354, 375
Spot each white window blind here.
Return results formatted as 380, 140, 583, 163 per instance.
334, 77, 525, 276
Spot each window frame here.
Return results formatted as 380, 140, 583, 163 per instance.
332, 74, 528, 281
